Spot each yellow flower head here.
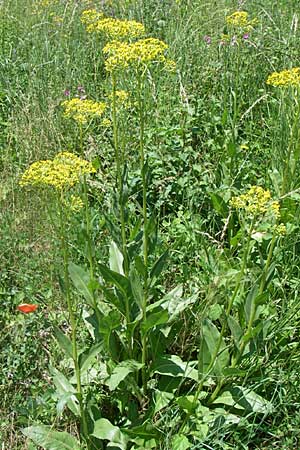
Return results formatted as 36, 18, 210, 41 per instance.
226, 11, 257, 31
68, 195, 84, 212
103, 38, 169, 72
62, 98, 106, 124
230, 186, 280, 219
81, 9, 104, 26
266, 68, 300, 87
108, 90, 130, 108
86, 16, 145, 40
20, 152, 96, 190
274, 223, 287, 236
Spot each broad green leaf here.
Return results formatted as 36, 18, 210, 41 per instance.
162, 291, 198, 323
171, 434, 191, 450
151, 355, 198, 381
22, 426, 80, 450
53, 326, 73, 360
150, 250, 169, 282
50, 367, 80, 416
210, 192, 228, 217
79, 343, 102, 373
68, 262, 94, 306
109, 241, 124, 275
106, 360, 143, 391
202, 319, 229, 376
244, 284, 259, 323
98, 263, 131, 295
213, 386, 274, 414
141, 310, 169, 335
130, 268, 143, 308
122, 423, 160, 440
92, 419, 127, 449
227, 316, 243, 346
154, 391, 174, 414
176, 395, 197, 413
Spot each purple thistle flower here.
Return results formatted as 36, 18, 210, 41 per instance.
64, 89, 70, 96
243, 33, 250, 40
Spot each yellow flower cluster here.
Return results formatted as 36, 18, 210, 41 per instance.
109, 90, 131, 108
274, 223, 287, 236
81, 9, 104, 26
230, 186, 280, 218
62, 98, 107, 124
266, 68, 300, 87
86, 17, 145, 40
103, 38, 172, 72
226, 11, 257, 31
68, 195, 84, 212
20, 152, 96, 190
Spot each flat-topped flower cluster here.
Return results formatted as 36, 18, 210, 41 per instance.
80, 8, 175, 73
20, 152, 96, 190
266, 68, 300, 87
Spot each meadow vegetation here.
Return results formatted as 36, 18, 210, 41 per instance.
1, 0, 300, 448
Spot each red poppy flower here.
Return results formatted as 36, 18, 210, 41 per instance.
17, 303, 38, 313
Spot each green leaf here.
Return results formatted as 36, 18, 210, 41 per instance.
202, 319, 229, 376
106, 360, 143, 391
92, 419, 127, 449
53, 327, 73, 360
171, 434, 191, 450
154, 391, 174, 414
213, 386, 274, 414
109, 241, 124, 275
79, 343, 102, 373
244, 284, 259, 323
68, 262, 94, 306
151, 355, 198, 381
98, 263, 131, 296
130, 268, 143, 308
141, 310, 169, 335
22, 426, 80, 450
176, 395, 197, 413
150, 251, 169, 283
227, 316, 243, 346
210, 192, 228, 217
50, 367, 80, 417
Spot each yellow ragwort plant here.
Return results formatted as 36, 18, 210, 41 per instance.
226, 11, 258, 31
81, 8, 144, 39
103, 38, 175, 72
230, 186, 280, 219
61, 98, 107, 124
20, 152, 96, 190
266, 68, 300, 87
80, 8, 104, 25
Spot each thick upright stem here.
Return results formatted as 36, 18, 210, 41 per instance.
137, 73, 148, 395
79, 125, 101, 326
58, 194, 89, 447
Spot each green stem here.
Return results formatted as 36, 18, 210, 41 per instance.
58, 193, 89, 448
236, 232, 277, 361
79, 125, 101, 327
137, 72, 148, 395
111, 74, 132, 357
209, 231, 277, 405
282, 90, 300, 194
